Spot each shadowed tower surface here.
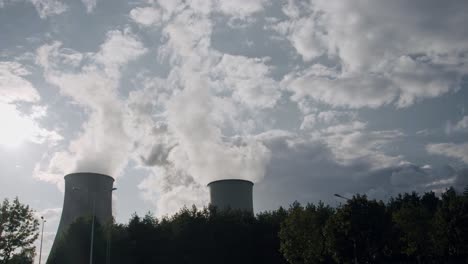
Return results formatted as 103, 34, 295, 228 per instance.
48, 172, 114, 262
208, 179, 254, 214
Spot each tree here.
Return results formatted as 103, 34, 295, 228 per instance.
47, 217, 108, 264
279, 201, 334, 264
255, 207, 288, 264
325, 195, 392, 263
0, 198, 39, 264
432, 187, 468, 262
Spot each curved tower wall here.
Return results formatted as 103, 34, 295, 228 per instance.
49, 173, 114, 258
208, 179, 254, 214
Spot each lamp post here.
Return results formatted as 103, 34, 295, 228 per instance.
334, 193, 351, 201
73, 187, 116, 264
38, 216, 46, 264
334, 193, 357, 264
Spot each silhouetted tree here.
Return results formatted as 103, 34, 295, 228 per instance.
47, 217, 108, 264
432, 187, 468, 263
0, 198, 38, 264
255, 207, 288, 264
46, 186, 468, 264
391, 193, 435, 263
325, 195, 391, 263
280, 201, 333, 264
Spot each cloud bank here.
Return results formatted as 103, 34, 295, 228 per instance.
20, 0, 468, 216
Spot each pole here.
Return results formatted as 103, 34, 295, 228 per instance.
72, 186, 115, 264
334, 193, 350, 201
38, 217, 45, 264
353, 239, 358, 264
89, 193, 96, 264
334, 194, 357, 263
106, 227, 111, 264
106, 188, 116, 264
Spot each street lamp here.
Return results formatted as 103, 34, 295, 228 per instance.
334, 193, 351, 201
333, 193, 357, 264
73, 186, 116, 264
38, 216, 46, 264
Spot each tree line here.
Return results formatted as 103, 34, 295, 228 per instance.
2, 186, 468, 263
48, 186, 468, 264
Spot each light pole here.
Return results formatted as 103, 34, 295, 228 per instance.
334, 193, 351, 201
73, 186, 116, 264
38, 216, 46, 264
334, 193, 357, 264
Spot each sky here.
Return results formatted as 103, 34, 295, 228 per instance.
1, 0, 468, 262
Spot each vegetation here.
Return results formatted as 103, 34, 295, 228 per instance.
47, 186, 468, 264
0, 198, 39, 264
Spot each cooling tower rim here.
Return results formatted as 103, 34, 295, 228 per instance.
207, 179, 253, 187
64, 172, 115, 181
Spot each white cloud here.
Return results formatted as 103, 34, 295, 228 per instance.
35, 29, 146, 181
392, 56, 461, 107
166, 76, 272, 184
81, 0, 96, 13
300, 114, 316, 130
22, 0, 467, 218
160, 8, 213, 62
0, 61, 40, 103
30, 0, 67, 18
283, 55, 463, 109
273, 13, 329, 61
0, 103, 62, 147
446, 116, 468, 134
215, 0, 267, 19
137, 167, 208, 216
0, 61, 61, 148
95, 29, 148, 76
283, 64, 398, 108
300, 110, 356, 130
0, 0, 67, 17
130, 7, 162, 26
455, 116, 468, 131
125, 3, 281, 215
322, 127, 404, 170
275, 0, 468, 109
212, 54, 281, 109
427, 142, 468, 164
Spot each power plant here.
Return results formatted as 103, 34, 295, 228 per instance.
48, 172, 115, 262
47, 174, 254, 262
207, 179, 254, 214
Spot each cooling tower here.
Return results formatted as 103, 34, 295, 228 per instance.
208, 179, 254, 213
48, 173, 114, 261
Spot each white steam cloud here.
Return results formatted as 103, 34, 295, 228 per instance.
34, 29, 147, 184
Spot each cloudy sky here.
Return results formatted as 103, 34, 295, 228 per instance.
1, 0, 468, 261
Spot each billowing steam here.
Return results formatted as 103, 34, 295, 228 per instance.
35, 4, 275, 215
34, 29, 147, 184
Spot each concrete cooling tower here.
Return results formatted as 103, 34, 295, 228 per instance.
208, 179, 254, 214
48, 173, 114, 260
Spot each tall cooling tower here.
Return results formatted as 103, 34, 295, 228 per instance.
208, 179, 254, 213
48, 173, 114, 261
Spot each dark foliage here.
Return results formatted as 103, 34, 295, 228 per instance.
47, 217, 109, 264
46, 186, 468, 264
110, 205, 288, 264
0, 198, 38, 264
280, 188, 468, 264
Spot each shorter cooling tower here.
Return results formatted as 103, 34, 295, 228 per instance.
208, 179, 254, 213
48, 172, 114, 261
